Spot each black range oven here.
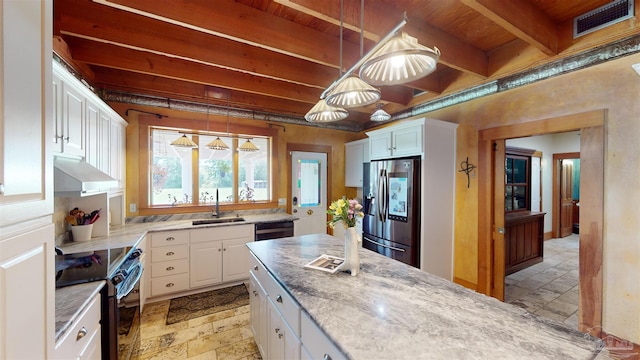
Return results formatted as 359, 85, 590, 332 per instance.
56, 245, 143, 360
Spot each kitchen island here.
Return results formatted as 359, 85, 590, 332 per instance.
247, 234, 609, 360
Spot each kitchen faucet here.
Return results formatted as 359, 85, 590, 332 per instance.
212, 188, 220, 218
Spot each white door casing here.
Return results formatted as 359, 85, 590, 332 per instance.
291, 151, 327, 236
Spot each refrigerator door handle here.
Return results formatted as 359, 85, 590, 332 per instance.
377, 169, 387, 222
363, 236, 406, 252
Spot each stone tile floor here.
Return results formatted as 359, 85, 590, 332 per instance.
131, 297, 261, 360
505, 234, 580, 329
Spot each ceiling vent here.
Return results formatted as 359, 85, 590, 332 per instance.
574, 0, 634, 38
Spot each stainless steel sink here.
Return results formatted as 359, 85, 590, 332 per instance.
192, 217, 246, 225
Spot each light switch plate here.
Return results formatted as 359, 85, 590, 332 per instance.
278, 198, 286, 205
129, 203, 137, 213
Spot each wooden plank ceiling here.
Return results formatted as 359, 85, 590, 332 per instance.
53, 0, 639, 130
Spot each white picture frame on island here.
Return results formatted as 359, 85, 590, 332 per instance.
304, 254, 345, 274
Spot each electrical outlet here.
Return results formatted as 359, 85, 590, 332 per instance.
129, 203, 137, 213
278, 198, 287, 206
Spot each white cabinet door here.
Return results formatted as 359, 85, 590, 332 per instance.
368, 131, 392, 160
0, 0, 53, 227
222, 237, 251, 282
392, 123, 423, 157
0, 223, 55, 360
85, 101, 100, 168
61, 82, 86, 157
98, 112, 111, 175
190, 241, 223, 288
345, 140, 367, 187
267, 298, 285, 360
110, 119, 126, 190
249, 272, 268, 358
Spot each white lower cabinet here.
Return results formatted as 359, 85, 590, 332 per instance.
148, 225, 253, 299
250, 252, 344, 360
53, 292, 101, 360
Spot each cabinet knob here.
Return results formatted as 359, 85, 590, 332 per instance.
166, 251, 175, 256
166, 266, 175, 271
64, 136, 70, 143
166, 283, 175, 287
323, 355, 333, 360
76, 327, 88, 341
218, 248, 222, 252
253, 265, 258, 271
253, 290, 258, 296
166, 236, 175, 241
276, 295, 283, 303
275, 328, 280, 334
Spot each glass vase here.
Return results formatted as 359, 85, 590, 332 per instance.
341, 227, 361, 276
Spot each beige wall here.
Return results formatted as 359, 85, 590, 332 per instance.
428, 54, 640, 343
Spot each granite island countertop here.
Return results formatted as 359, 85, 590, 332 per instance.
247, 234, 610, 360
55, 281, 105, 343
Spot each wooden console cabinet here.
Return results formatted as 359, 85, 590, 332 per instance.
504, 211, 545, 275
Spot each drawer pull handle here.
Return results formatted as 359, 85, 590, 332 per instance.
275, 328, 280, 334
76, 327, 88, 341
276, 295, 283, 303
166, 283, 175, 287
166, 266, 175, 271
166, 251, 175, 256
253, 265, 258, 271
166, 236, 175, 241
278, 333, 283, 339
323, 355, 333, 360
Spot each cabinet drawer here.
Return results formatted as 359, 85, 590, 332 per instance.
54, 293, 101, 359
263, 271, 300, 337
301, 311, 347, 360
151, 258, 189, 278
191, 224, 253, 243
151, 244, 189, 262
249, 252, 268, 290
150, 231, 189, 247
151, 273, 190, 296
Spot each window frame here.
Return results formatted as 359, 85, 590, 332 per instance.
505, 146, 535, 213
137, 114, 279, 215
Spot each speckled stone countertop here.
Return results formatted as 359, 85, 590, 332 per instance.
55, 281, 105, 343
247, 234, 611, 360
57, 211, 297, 253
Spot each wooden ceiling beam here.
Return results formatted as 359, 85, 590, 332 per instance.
64, 37, 322, 104
56, 0, 337, 89
461, 0, 558, 55
93, 68, 314, 116
92, 0, 361, 68
275, 0, 489, 77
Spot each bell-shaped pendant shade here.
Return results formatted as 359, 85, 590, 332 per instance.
325, 76, 381, 108
305, 99, 349, 122
359, 32, 440, 86
170, 134, 198, 148
206, 137, 229, 150
370, 105, 391, 122
238, 139, 260, 152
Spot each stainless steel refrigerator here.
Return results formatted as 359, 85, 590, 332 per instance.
363, 156, 420, 267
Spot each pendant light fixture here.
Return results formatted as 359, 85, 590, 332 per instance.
370, 103, 391, 122
170, 134, 198, 148
325, 0, 380, 108
305, 98, 349, 122
359, 32, 440, 86
238, 138, 260, 152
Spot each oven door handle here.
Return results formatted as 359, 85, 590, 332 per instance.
116, 262, 143, 300
363, 236, 405, 252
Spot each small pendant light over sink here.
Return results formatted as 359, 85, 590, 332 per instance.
170, 134, 198, 148
238, 139, 260, 152
370, 103, 391, 122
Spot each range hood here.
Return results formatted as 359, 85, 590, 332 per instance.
54, 157, 117, 196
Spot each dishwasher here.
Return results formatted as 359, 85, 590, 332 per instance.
254, 220, 294, 240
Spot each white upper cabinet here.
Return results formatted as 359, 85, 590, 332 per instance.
52, 61, 128, 190
0, 0, 53, 227
366, 119, 425, 160
344, 138, 369, 187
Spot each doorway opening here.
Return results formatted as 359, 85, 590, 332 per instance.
502, 135, 582, 329
477, 109, 604, 334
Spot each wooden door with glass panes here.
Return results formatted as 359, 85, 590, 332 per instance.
291, 151, 327, 235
